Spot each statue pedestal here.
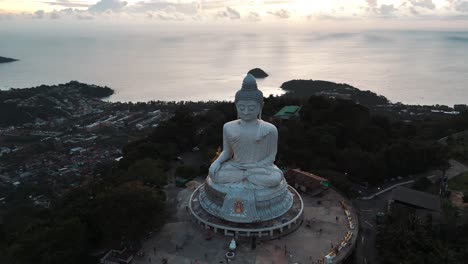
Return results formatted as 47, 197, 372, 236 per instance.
190, 183, 303, 239
199, 176, 293, 223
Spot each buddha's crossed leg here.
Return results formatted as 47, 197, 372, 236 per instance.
212, 162, 283, 188
246, 168, 282, 188
212, 163, 247, 184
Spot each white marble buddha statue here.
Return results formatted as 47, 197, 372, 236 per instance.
208, 74, 283, 188
200, 74, 293, 223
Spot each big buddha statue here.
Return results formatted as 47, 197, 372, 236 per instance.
199, 74, 293, 223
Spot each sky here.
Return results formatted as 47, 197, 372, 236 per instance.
1, 0, 468, 29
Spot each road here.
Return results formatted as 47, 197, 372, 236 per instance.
352, 159, 468, 264
360, 159, 468, 200
353, 190, 394, 264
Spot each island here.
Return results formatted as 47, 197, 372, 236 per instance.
0, 56, 18, 63
248, 68, 269, 78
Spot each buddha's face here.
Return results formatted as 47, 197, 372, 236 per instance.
236, 100, 261, 121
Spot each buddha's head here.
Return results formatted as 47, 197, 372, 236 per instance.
235, 74, 263, 121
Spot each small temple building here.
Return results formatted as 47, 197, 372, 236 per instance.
284, 169, 329, 194
273, 105, 302, 120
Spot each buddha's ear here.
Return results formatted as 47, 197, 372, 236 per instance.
259, 101, 263, 120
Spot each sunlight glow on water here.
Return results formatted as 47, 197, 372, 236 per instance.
1, 30, 467, 105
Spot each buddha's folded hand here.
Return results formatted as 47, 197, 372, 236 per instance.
209, 161, 221, 177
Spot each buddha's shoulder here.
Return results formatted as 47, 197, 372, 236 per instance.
223, 120, 241, 129
259, 120, 277, 132
223, 120, 276, 130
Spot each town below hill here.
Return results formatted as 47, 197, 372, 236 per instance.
0, 81, 113, 126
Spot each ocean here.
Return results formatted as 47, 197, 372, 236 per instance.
1, 28, 468, 106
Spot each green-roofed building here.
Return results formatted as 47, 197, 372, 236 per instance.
273, 105, 302, 120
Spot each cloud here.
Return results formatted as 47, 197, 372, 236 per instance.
50, 10, 60, 19
215, 10, 228, 18
365, 1, 399, 16
77, 13, 94, 20
33, 10, 45, 19
410, 7, 420, 15
199, 0, 228, 10
156, 13, 184, 21
42, 0, 90, 8
88, 0, 127, 13
366, 0, 378, 8
215, 7, 241, 19
226, 7, 240, 19
61, 8, 76, 15
128, 1, 199, 15
247, 12, 260, 22
5, 0, 468, 24
378, 4, 397, 16
267, 9, 290, 19
455, 1, 468, 12
409, 0, 436, 10
147, 10, 185, 21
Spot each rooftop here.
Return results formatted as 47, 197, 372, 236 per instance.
391, 186, 441, 212
274, 106, 301, 119
286, 169, 328, 182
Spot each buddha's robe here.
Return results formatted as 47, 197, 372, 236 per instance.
211, 119, 283, 188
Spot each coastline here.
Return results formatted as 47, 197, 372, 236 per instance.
1, 79, 463, 124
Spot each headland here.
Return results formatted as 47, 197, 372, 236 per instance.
0, 56, 18, 63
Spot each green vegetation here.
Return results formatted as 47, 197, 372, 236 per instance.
377, 202, 468, 264
125, 158, 168, 187
175, 165, 197, 179
312, 169, 356, 197
281, 79, 389, 107
120, 105, 197, 168
274, 96, 447, 187
2, 181, 165, 264
411, 177, 437, 194
449, 172, 468, 191
2, 184, 165, 264
0, 81, 113, 102
446, 133, 468, 164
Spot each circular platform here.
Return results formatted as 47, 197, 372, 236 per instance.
199, 177, 294, 223
189, 184, 304, 238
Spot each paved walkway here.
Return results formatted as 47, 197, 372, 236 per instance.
133, 187, 357, 264
446, 159, 468, 179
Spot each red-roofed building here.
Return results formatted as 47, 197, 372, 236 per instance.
284, 169, 329, 194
